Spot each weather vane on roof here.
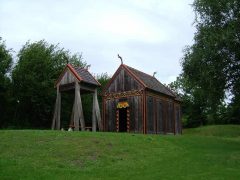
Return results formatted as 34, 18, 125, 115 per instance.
153, 71, 157, 77
86, 65, 91, 70
118, 54, 123, 64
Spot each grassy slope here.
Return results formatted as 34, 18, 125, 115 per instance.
0, 125, 240, 180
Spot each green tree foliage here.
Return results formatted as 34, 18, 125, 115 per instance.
171, 0, 240, 126
0, 37, 13, 128
12, 40, 86, 128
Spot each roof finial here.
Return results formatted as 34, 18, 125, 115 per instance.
153, 71, 157, 77
118, 54, 123, 64
86, 65, 91, 70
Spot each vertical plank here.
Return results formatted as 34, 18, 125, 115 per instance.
77, 83, 85, 131
92, 92, 96, 132
94, 89, 102, 131
56, 86, 61, 130
73, 82, 79, 130
102, 97, 105, 131
51, 92, 58, 130
70, 103, 74, 127
173, 103, 176, 135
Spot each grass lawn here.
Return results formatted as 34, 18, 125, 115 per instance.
0, 125, 240, 179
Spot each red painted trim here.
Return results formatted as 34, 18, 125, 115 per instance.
116, 109, 119, 132
67, 64, 83, 81
127, 108, 130, 132
101, 64, 124, 94
102, 64, 146, 95
54, 66, 68, 87
54, 64, 82, 87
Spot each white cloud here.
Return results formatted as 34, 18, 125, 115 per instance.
0, 0, 195, 84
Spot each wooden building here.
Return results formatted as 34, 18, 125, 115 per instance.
102, 64, 182, 134
52, 64, 102, 131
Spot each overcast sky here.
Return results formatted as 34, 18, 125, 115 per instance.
1, 0, 195, 84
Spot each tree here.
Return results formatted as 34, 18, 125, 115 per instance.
175, 0, 240, 126
0, 37, 13, 128
12, 40, 86, 128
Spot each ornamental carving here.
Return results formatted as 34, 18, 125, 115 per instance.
104, 90, 143, 100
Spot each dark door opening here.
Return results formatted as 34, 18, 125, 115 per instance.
119, 108, 127, 132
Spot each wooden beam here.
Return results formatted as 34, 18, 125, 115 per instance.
173, 103, 176, 135
92, 92, 96, 132
70, 103, 74, 127
78, 83, 85, 131
102, 97, 105, 131
52, 85, 61, 130
51, 94, 57, 129
57, 91, 61, 130
73, 82, 85, 131
94, 89, 102, 131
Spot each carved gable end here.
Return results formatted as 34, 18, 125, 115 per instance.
106, 66, 144, 93
58, 68, 79, 86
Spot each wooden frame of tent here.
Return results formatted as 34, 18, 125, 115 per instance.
51, 64, 102, 131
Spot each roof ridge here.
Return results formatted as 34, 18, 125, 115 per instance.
124, 64, 155, 79
124, 64, 175, 97
72, 65, 101, 86
67, 64, 82, 81
122, 64, 147, 88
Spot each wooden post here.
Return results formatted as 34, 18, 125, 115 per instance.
51, 98, 57, 130
92, 89, 102, 131
57, 90, 61, 130
78, 84, 85, 131
116, 109, 119, 132
127, 108, 130, 132
52, 85, 61, 130
69, 103, 74, 128
92, 92, 96, 132
73, 82, 85, 131
173, 103, 176, 135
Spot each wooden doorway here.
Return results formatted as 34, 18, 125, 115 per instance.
119, 108, 127, 132
116, 106, 130, 132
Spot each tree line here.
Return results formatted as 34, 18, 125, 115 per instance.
1, 0, 240, 129
169, 0, 240, 127
0, 39, 110, 129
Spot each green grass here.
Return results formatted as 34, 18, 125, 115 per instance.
0, 125, 240, 179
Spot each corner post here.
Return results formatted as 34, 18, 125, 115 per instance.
73, 82, 85, 131
52, 85, 61, 130
94, 89, 102, 131
92, 91, 97, 132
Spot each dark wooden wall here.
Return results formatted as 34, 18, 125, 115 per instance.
107, 69, 142, 93
104, 96, 143, 133
103, 66, 182, 134
145, 92, 181, 134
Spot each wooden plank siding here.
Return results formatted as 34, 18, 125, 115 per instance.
104, 96, 143, 133
145, 91, 179, 134
102, 64, 182, 135
58, 69, 78, 86
107, 69, 142, 93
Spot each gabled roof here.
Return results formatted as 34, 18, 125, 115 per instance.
73, 66, 100, 86
123, 65, 175, 97
103, 64, 180, 100
55, 64, 101, 87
